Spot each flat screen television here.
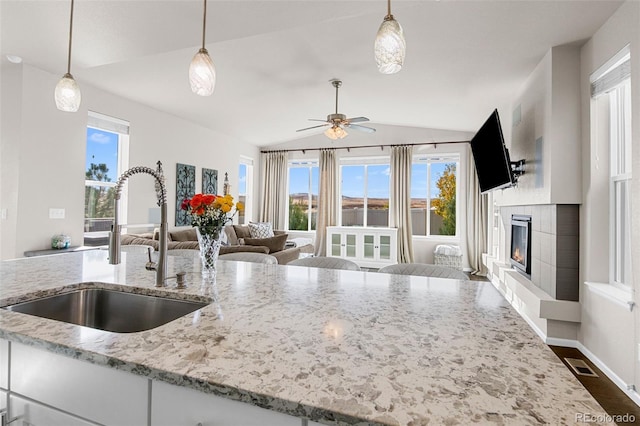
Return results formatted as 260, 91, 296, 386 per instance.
469, 109, 515, 193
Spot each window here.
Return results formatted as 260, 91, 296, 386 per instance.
287, 161, 318, 231
610, 82, 632, 287
84, 112, 129, 238
238, 158, 253, 225
340, 159, 390, 227
410, 155, 459, 237
591, 47, 632, 288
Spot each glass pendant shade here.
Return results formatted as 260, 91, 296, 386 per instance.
189, 48, 216, 96
325, 126, 348, 140
374, 17, 405, 74
54, 73, 81, 112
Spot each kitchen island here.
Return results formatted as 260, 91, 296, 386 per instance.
0, 250, 610, 425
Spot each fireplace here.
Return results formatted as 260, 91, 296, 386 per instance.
510, 215, 532, 276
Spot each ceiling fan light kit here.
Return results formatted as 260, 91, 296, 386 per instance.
325, 126, 348, 140
189, 0, 216, 96
55, 0, 81, 112
296, 79, 376, 140
374, 0, 406, 74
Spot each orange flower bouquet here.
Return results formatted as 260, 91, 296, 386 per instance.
181, 193, 244, 276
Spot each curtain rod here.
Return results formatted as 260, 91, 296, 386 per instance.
260, 140, 470, 154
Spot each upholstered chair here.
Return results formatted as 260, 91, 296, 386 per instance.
378, 263, 467, 279
288, 256, 361, 271
218, 252, 278, 264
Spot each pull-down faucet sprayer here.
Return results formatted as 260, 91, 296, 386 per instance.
108, 161, 168, 287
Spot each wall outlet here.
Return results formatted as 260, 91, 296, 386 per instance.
49, 208, 65, 219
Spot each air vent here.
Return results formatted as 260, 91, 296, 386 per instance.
564, 358, 598, 377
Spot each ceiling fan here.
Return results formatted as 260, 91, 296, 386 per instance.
296, 79, 376, 140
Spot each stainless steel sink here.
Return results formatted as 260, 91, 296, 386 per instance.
4, 288, 209, 333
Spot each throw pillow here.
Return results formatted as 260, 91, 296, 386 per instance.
243, 234, 288, 253
233, 225, 252, 240
170, 228, 197, 242
153, 228, 172, 241
248, 222, 274, 239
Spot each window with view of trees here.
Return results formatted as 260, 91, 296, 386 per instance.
288, 161, 318, 231
410, 156, 459, 236
84, 112, 129, 237
238, 158, 253, 225
340, 162, 390, 227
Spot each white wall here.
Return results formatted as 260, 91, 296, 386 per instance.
0, 62, 22, 260
495, 45, 582, 208
0, 63, 260, 259
579, 0, 639, 394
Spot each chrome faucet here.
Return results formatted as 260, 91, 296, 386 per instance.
108, 161, 168, 287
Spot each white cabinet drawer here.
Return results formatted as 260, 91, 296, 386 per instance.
11, 342, 147, 425
152, 380, 301, 426
0, 339, 8, 389
9, 395, 97, 426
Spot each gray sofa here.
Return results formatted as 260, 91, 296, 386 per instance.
121, 225, 301, 265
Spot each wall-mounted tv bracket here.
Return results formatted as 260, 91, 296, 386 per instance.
511, 159, 526, 184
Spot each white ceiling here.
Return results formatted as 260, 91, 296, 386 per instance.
1, 0, 623, 147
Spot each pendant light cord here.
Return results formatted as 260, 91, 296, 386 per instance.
201, 0, 207, 49
387, 0, 391, 17
66, 0, 75, 74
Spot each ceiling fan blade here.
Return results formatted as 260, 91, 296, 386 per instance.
346, 117, 369, 123
347, 124, 376, 133
296, 123, 330, 132
307, 119, 329, 122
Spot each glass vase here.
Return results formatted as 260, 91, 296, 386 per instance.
196, 226, 223, 278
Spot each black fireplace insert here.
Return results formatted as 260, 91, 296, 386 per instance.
510, 215, 532, 276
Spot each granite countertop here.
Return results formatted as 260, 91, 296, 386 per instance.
0, 250, 611, 425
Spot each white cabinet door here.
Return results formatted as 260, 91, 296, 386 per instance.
362, 232, 395, 263
327, 227, 397, 268
9, 396, 97, 426
151, 380, 302, 426
11, 342, 147, 425
0, 339, 8, 390
327, 229, 358, 260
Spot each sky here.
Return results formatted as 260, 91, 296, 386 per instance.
289, 163, 451, 199
86, 127, 119, 181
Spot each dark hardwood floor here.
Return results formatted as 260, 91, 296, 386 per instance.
550, 346, 640, 424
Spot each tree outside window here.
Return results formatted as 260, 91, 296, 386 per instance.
411, 157, 459, 237
288, 162, 318, 231
84, 127, 119, 234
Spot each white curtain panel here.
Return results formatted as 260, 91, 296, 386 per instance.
389, 145, 414, 263
466, 145, 488, 275
260, 151, 288, 230
314, 149, 338, 256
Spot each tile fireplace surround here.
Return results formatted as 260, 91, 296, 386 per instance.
499, 204, 579, 301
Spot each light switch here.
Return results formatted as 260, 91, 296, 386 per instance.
49, 208, 65, 219
0, 209, 6, 220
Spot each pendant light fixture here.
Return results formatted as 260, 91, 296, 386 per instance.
374, 0, 406, 75
189, 0, 216, 96
54, 0, 81, 112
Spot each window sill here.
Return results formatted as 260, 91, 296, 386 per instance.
584, 281, 634, 311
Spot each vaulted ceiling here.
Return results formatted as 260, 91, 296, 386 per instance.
1, 0, 623, 146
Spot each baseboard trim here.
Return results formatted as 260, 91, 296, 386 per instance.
488, 270, 640, 407
575, 341, 640, 407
